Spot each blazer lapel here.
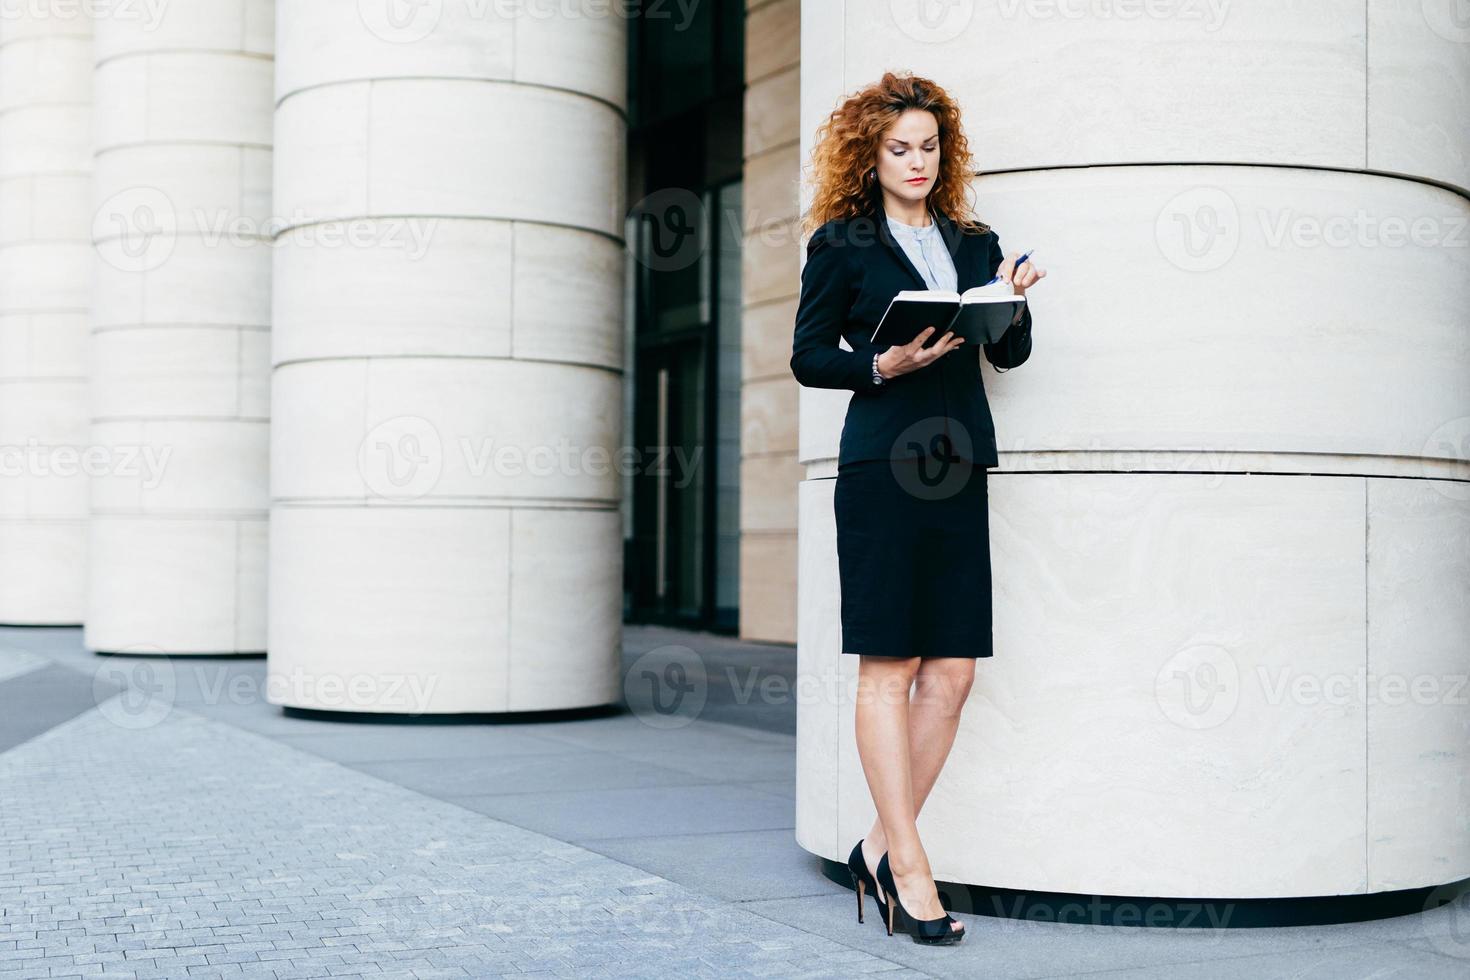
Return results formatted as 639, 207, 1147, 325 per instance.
933, 211, 971, 289
874, 209, 929, 290
874, 205, 971, 292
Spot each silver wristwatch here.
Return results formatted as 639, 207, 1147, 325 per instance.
871, 352, 885, 385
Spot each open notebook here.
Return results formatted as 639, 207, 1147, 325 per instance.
869, 281, 1026, 349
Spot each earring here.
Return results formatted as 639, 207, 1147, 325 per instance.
866, 167, 876, 182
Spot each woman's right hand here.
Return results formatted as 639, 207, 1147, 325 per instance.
875, 327, 964, 379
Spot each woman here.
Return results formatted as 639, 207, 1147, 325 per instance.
789, 71, 1046, 945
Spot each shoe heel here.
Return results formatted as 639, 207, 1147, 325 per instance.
876, 851, 965, 946
846, 839, 888, 928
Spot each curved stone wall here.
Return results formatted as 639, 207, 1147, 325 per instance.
266, 1, 627, 713
0, 9, 93, 624
84, 0, 274, 654
795, 0, 1470, 898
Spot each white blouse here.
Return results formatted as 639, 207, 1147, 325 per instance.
885, 212, 957, 293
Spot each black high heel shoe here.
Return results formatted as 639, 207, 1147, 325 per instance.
875, 851, 965, 945
845, 839, 887, 925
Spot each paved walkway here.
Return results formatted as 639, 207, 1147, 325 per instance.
1, 627, 1467, 979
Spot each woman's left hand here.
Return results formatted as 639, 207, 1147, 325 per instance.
998, 252, 1047, 297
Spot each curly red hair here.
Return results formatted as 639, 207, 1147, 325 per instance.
801, 71, 987, 237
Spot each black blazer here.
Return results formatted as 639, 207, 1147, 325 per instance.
789, 204, 1034, 468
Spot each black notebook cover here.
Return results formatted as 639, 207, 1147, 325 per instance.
869, 290, 1025, 349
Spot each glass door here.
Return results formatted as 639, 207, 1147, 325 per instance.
631, 338, 707, 621
625, 179, 741, 629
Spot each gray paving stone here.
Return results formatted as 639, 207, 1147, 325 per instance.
0, 644, 47, 685
349, 750, 713, 798
0, 699, 908, 979
585, 828, 830, 903
446, 782, 795, 842
4, 624, 1462, 979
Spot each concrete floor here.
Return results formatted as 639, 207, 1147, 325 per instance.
1, 624, 1466, 979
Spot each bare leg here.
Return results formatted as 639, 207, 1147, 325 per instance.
855, 656, 971, 931
858, 657, 975, 929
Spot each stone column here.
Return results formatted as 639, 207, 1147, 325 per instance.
86, 1, 275, 653
0, 6, 92, 624
740, 0, 802, 643
267, 1, 627, 713
795, 1, 1470, 899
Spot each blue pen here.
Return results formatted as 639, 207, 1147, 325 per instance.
982, 248, 1033, 287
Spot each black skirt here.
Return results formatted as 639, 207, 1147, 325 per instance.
833, 453, 993, 659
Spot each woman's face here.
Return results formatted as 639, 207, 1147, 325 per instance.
873, 109, 940, 205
